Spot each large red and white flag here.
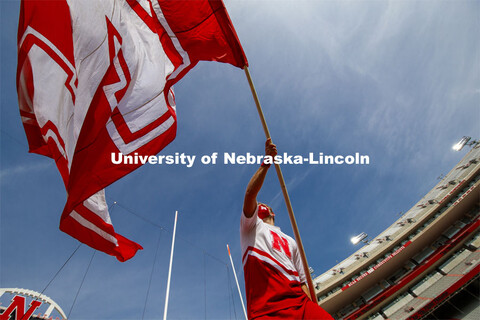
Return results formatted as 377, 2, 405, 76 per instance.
17, 0, 247, 261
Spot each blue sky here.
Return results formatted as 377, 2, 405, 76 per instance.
1, 0, 479, 319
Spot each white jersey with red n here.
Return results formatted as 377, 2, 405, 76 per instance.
240, 205, 308, 319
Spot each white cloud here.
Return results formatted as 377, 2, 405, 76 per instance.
0, 161, 52, 182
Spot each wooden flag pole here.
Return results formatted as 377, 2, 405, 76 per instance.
243, 66, 317, 301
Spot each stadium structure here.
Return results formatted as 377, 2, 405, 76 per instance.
0, 288, 67, 320
314, 140, 480, 320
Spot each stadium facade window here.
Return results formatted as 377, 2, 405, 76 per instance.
379, 279, 391, 289
460, 215, 473, 224
410, 270, 437, 292
432, 235, 449, 248
338, 303, 357, 316
366, 312, 384, 320
443, 225, 460, 238
384, 291, 408, 309
389, 268, 408, 283
404, 260, 416, 270
454, 220, 466, 229
465, 231, 480, 248
362, 284, 383, 301
412, 246, 435, 264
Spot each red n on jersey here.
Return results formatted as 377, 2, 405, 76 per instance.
270, 230, 292, 258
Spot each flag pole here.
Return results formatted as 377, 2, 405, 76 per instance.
243, 66, 317, 301
226, 244, 248, 320
163, 210, 178, 320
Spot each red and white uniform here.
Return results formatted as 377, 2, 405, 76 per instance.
240, 206, 333, 319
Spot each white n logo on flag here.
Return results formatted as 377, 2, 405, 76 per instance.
102, 17, 176, 155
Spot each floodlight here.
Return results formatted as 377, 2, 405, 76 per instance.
350, 232, 368, 245
452, 136, 471, 151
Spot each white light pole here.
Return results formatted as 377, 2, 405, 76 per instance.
163, 211, 178, 320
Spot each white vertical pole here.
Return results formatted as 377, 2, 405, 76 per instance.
227, 244, 248, 320
163, 211, 178, 320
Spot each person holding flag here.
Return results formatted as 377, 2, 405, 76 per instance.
240, 139, 333, 319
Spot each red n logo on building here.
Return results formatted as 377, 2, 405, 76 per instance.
0, 295, 42, 320
270, 231, 291, 258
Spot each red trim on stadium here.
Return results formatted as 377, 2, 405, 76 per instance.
409, 266, 479, 319
341, 241, 412, 291
344, 217, 479, 320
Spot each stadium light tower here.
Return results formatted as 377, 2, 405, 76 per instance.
452, 136, 478, 151
350, 232, 369, 245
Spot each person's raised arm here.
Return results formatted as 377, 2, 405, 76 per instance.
243, 139, 277, 218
